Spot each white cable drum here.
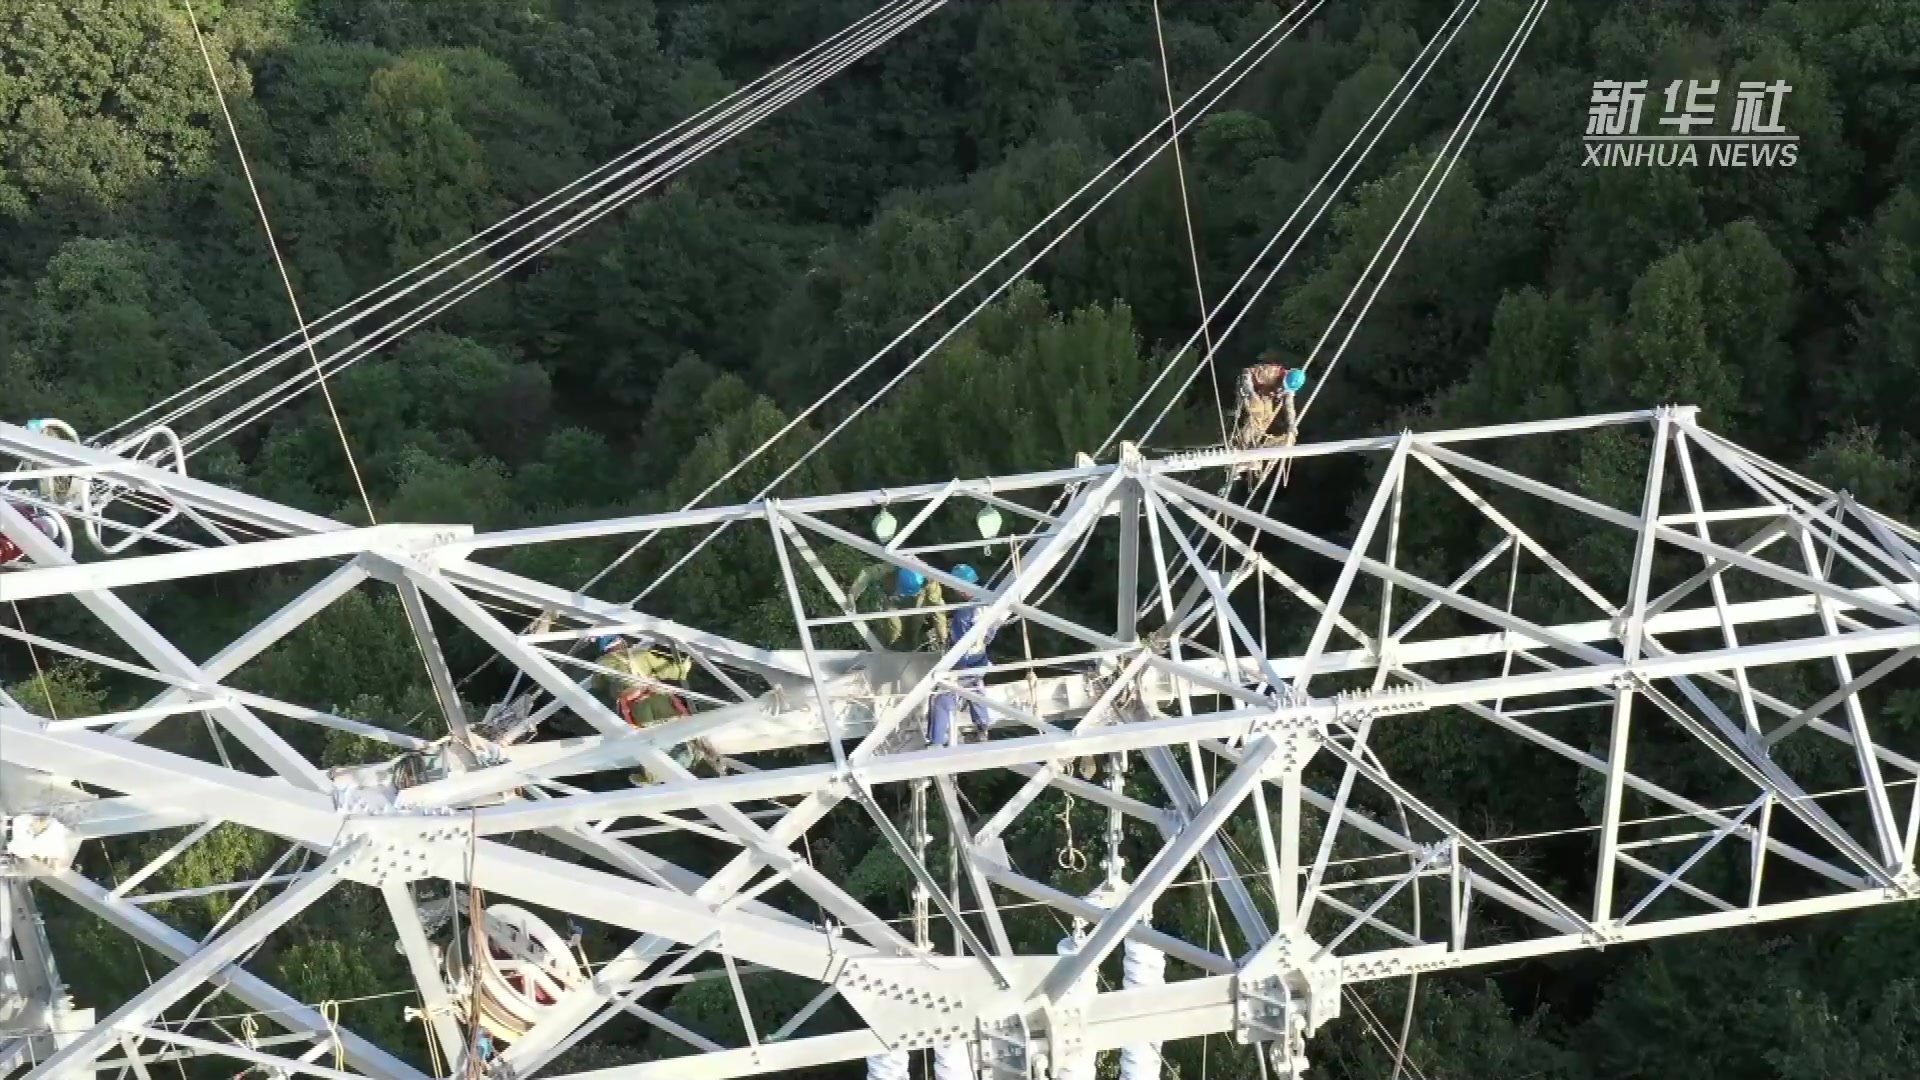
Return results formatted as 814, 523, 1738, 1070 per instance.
1052, 937, 1095, 1080
932, 1040, 971, 1080
865, 1050, 910, 1080
1120, 938, 1167, 1080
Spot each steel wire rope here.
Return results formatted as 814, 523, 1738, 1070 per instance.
1295, 0, 1553, 428
103, 0, 937, 448
1142, 0, 1549, 705
979, 0, 1478, 606
170, 0, 946, 457
593, 0, 1329, 610
1121, 0, 1491, 626
184, 0, 377, 525
183, 0, 1325, 737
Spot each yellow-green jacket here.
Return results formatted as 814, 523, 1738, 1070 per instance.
593, 646, 694, 727
849, 564, 948, 652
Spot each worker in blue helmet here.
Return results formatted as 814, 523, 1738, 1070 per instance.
589, 634, 711, 785
927, 563, 995, 747
847, 562, 948, 652
1229, 354, 1307, 459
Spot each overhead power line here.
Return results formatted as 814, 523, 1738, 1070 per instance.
104, 0, 947, 455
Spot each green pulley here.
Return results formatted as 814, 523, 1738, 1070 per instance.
872, 508, 899, 542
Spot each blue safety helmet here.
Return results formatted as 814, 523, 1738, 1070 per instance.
1282, 368, 1307, 394
594, 634, 626, 654
951, 563, 979, 585
894, 567, 926, 598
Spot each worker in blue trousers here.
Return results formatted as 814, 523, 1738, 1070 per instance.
927, 564, 995, 747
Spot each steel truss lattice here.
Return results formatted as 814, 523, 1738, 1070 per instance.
4, 405, 1920, 1080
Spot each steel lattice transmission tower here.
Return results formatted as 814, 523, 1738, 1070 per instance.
4, 405, 1920, 1080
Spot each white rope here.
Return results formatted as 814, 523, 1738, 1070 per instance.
1297, 0, 1553, 426
171, 0, 947, 456
109, 0, 939, 448
182, 0, 378, 524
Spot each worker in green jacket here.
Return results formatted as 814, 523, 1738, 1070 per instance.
591, 635, 712, 785
848, 564, 948, 652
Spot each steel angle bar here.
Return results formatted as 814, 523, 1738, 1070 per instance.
1312, 845, 1444, 960
25, 845, 357, 1080
1843, 493, 1920, 600
405, 563, 915, 956
976, 866, 1230, 973
1615, 852, 1736, 914
1593, 410, 1670, 926
1389, 536, 1513, 644
0, 503, 328, 792
1407, 449, 1616, 616
1792, 528, 1905, 863
1631, 682, 1898, 887
1619, 796, 1763, 925
1415, 440, 1920, 628
442, 560, 805, 683
1681, 422, 1920, 548
1350, 887, 1907, 979
773, 512, 886, 652
443, 465, 1109, 557
379, 883, 465, 1064
1141, 409, 1666, 480
933, 776, 1014, 956
1390, 666, 1872, 890
1685, 425, 1920, 597
1313, 734, 1596, 937
766, 510, 855, 774
777, 471, 1128, 760
393, 578, 472, 744
117, 563, 370, 740
0, 526, 460, 604
1166, 507, 1377, 655
1286, 437, 1409, 696
123, 1030, 364, 1080
1036, 737, 1282, 1003
0, 623, 429, 749
1139, 744, 1273, 948
1669, 431, 1763, 735
1137, 486, 1288, 690
1155, 471, 1619, 669
845, 782, 1008, 988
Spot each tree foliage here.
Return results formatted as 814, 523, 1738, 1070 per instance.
8, 0, 1920, 1075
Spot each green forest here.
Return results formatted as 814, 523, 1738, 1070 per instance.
5, 0, 1920, 1077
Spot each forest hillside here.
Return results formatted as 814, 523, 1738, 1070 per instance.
5, 1, 1920, 1077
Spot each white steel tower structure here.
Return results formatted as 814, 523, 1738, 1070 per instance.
3, 405, 1920, 1079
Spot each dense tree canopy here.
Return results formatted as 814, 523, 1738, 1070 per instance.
7, 0, 1920, 1076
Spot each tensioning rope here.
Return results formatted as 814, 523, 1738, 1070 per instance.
1149, 0, 1228, 446
183, 0, 377, 525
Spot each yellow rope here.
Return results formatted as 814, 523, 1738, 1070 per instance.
410, 1002, 447, 1079
319, 1000, 343, 1071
